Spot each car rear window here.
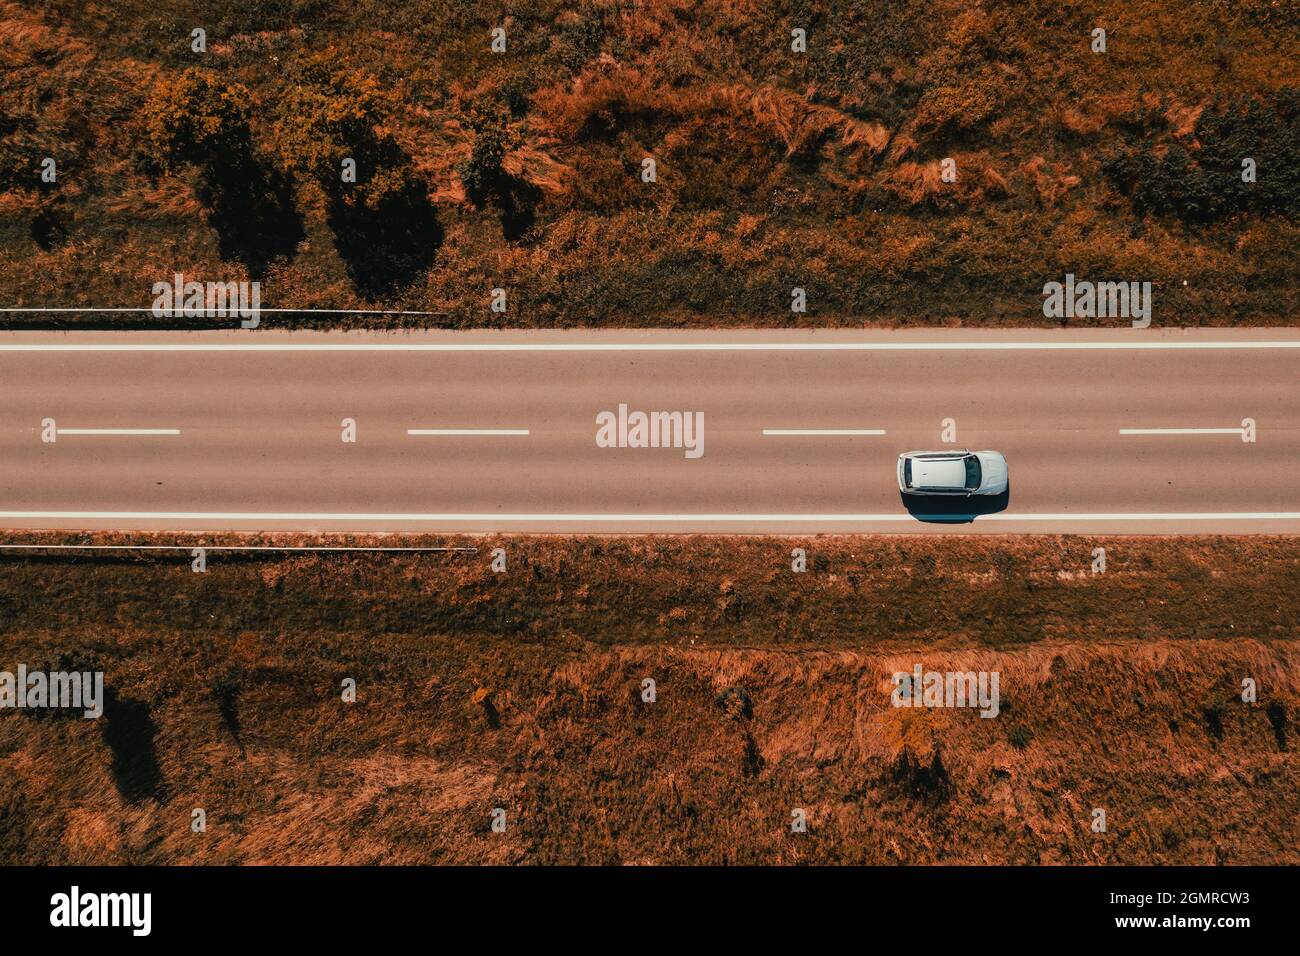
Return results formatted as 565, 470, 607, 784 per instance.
964, 456, 981, 490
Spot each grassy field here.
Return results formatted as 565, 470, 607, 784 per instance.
0, 0, 1297, 328
1, 533, 1296, 863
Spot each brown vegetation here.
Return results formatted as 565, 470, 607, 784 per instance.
0, 0, 1296, 327
1, 533, 1296, 863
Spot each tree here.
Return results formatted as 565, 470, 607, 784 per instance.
272, 51, 408, 209
141, 69, 303, 278
271, 51, 441, 296
143, 69, 254, 172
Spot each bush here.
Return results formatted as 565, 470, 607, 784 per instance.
716, 685, 753, 721
458, 103, 521, 205
271, 52, 440, 294
1113, 89, 1300, 224
142, 69, 254, 171
140, 69, 303, 277
1135, 143, 1219, 223
915, 75, 1002, 139
1197, 91, 1300, 218
912, 9, 1006, 141
272, 52, 409, 209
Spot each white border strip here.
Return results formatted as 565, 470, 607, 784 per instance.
0, 511, 1297, 522
2, 342, 1300, 352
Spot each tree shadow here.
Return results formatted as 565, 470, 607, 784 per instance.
30, 205, 68, 250
211, 675, 246, 758
899, 486, 1010, 524
198, 156, 305, 280
100, 688, 167, 804
459, 106, 540, 243
891, 745, 952, 804
326, 180, 443, 299
498, 177, 540, 242
1267, 701, 1287, 751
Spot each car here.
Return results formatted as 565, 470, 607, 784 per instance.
897, 449, 1008, 496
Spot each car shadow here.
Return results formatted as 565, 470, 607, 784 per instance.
900, 486, 1010, 524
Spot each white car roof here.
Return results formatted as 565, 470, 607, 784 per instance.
911, 456, 967, 489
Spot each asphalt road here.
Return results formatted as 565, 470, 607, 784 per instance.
1, 328, 1298, 534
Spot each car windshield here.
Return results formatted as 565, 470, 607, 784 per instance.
964, 455, 981, 491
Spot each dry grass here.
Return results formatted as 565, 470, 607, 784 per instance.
0, 0, 1294, 327
0, 532, 1296, 863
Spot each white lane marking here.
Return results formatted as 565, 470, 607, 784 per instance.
55, 428, 181, 436
763, 428, 887, 436
1120, 427, 1245, 435
2, 342, 1300, 352
0, 511, 1298, 522
407, 428, 530, 436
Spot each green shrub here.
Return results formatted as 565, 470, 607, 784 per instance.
1113, 89, 1300, 224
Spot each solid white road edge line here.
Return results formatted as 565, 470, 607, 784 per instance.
1, 511, 1298, 521
3, 342, 1300, 352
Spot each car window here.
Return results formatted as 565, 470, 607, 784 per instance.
904, 460, 912, 486
964, 456, 981, 490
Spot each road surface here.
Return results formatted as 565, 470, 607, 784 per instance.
1, 328, 1298, 534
